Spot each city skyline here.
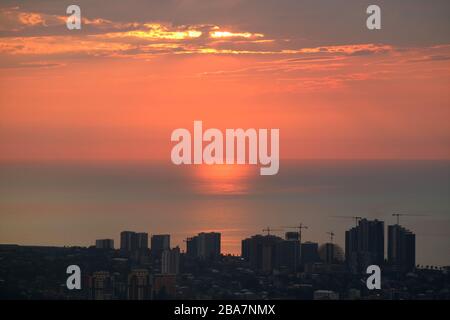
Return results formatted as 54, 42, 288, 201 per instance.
0, 217, 426, 267
0, 162, 447, 265
3, 217, 443, 300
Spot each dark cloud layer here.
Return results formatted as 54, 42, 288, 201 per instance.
1, 0, 449, 45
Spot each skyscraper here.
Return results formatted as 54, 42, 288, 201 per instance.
95, 239, 114, 250
318, 243, 344, 264
90, 271, 115, 300
197, 232, 221, 260
136, 232, 149, 252
275, 232, 300, 271
323, 243, 335, 264
241, 237, 250, 261
345, 218, 384, 273
301, 241, 320, 265
120, 231, 148, 258
241, 234, 283, 273
120, 231, 137, 252
127, 269, 151, 300
285, 232, 299, 241
161, 246, 180, 274
388, 224, 416, 272
186, 236, 198, 258
151, 234, 170, 258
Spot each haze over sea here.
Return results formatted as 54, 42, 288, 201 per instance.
1, 160, 449, 266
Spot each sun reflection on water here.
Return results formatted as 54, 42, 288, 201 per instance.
192, 164, 257, 195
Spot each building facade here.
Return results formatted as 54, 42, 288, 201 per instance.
151, 234, 170, 258
162, 246, 181, 274
95, 239, 114, 250
388, 224, 416, 272
345, 219, 384, 273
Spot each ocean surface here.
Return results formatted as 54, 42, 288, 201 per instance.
0, 160, 449, 266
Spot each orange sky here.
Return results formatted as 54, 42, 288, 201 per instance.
0, 3, 449, 162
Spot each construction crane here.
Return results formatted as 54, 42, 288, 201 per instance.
183, 236, 194, 247
182, 237, 190, 254
326, 231, 335, 244
262, 226, 283, 236
392, 213, 427, 225
281, 223, 308, 244
332, 215, 362, 227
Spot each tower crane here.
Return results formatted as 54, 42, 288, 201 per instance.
281, 223, 308, 244
183, 237, 194, 251
326, 231, 335, 244
262, 226, 283, 236
332, 215, 362, 227
392, 213, 427, 225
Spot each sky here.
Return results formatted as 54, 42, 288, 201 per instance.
0, 0, 449, 162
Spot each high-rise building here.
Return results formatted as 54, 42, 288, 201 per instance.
345, 219, 384, 273
120, 231, 148, 258
185, 232, 221, 260
151, 234, 170, 258
345, 229, 356, 265
274, 232, 300, 271
243, 233, 305, 273
285, 232, 299, 241
90, 271, 115, 300
127, 269, 150, 300
161, 246, 180, 274
186, 236, 198, 257
388, 224, 416, 272
241, 237, 251, 261
120, 231, 137, 252
318, 243, 344, 264
301, 241, 320, 265
323, 243, 334, 264
95, 239, 114, 250
241, 234, 283, 273
136, 232, 149, 251
197, 232, 221, 260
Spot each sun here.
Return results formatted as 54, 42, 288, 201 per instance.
192, 164, 256, 195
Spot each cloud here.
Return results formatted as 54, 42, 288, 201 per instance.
0, 11, 276, 59
0, 61, 65, 69
0, 35, 135, 56
0, 20, 394, 59
0, 7, 62, 31
407, 54, 450, 63
0, 6, 273, 58
100, 23, 205, 40
0, 7, 142, 34
0, 5, 448, 86
210, 30, 264, 39
292, 44, 393, 55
